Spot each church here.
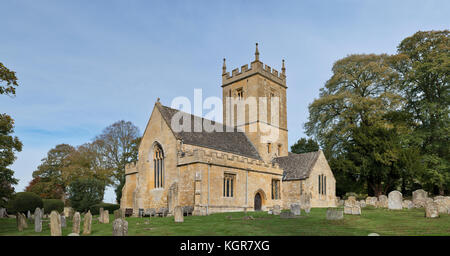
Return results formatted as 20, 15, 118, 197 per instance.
120, 44, 337, 216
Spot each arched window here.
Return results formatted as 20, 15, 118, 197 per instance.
153, 144, 164, 188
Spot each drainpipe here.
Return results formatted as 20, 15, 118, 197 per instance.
207, 163, 211, 215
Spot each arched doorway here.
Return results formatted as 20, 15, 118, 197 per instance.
254, 193, 262, 211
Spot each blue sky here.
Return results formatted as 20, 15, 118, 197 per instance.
1, 0, 449, 203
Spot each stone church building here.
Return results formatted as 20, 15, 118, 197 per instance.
121, 44, 336, 216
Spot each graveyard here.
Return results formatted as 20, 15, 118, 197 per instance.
1, 206, 449, 236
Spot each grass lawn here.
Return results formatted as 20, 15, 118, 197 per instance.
1, 207, 449, 236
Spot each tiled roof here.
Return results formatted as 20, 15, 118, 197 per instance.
273, 151, 321, 180
157, 104, 261, 160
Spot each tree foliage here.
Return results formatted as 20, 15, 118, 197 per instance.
291, 138, 319, 154
0, 62, 19, 96
67, 178, 104, 212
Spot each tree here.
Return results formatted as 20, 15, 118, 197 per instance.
32, 144, 75, 199
0, 114, 23, 207
25, 177, 64, 199
394, 30, 450, 195
305, 54, 407, 196
291, 138, 319, 154
0, 62, 19, 96
94, 121, 140, 203
67, 178, 104, 212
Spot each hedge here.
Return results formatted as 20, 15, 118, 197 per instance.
7, 192, 43, 214
89, 203, 120, 215
43, 199, 64, 214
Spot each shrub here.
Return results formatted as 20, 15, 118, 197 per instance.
89, 203, 120, 215
7, 192, 43, 214
43, 199, 64, 214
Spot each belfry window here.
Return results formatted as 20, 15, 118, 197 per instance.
236, 88, 243, 100
154, 144, 164, 188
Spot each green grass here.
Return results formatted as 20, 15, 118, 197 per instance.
1, 207, 449, 236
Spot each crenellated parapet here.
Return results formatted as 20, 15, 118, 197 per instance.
222, 43, 286, 88
178, 148, 282, 175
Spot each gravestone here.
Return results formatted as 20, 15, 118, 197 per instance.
377, 195, 388, 208
102, 210, 109, 223
338, 200, 345, 206
17, 213, 26, 231
83, 211, 92, 235
365, 197, 378, 207
112, 218, 128, 236
72, 212, 81, 234
412, 189, 428, 208
50, 211, 62, 236
344, 196, 357, 207
359, 200, 366, 208
99, 208, 104, 223
351, 206, 361, 215
61, 215, 66, 228
402, 200, 414, 209
344, 206, 353, 215
0, 208, 7, 218
272, 205, 281, 215
168, 182, 179, 214
388, 190, 403, 210
425, 202, 439, 218
27, 210, 32, 221
174, 206, 184, 223
114, 209, 123, 220
34, 208, 42, 232
300, 193, 312, 213
290, 204, 301, 216
434, 197, 450, 214
280, 211, 296, 218
326, 208, 344, 220
68, 233, 79, 236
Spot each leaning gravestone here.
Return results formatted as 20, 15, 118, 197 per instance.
326, 208, 344, 220
272, 205, 281, 215
83, 211, 92, 235
388, 190, 403, 210
102, 210, 109, 223
34, 208, 42, 232
412, 189, 428, 208
61, 215, 66, 228
50, 211, 62, 236
72, 212, 81, 234
174, 206, 184, 223
290, 204, 301, 216
112, 218, 128, 236
425, 202, 439, 218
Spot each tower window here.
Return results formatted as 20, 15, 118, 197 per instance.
236, 88, 243, 100
267, 143, 271, 153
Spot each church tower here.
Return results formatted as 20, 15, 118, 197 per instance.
222, 43, 288, 163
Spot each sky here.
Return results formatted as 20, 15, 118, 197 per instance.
1, 0, 449, 203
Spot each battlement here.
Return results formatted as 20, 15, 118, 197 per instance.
178, 148, 282, 174
222, 43, 286, 88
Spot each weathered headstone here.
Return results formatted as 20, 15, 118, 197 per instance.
300, 193, 311, 213
17, 213, 26, 231
50, 211, 62, 236
402, 200, 414, 209
83, 211, 92, 235
34, 208, 42, 232
326, 208, 344, 220
174, 206, 184, 223
168, 182, 179, 214
27, 210, 32, 221
377, 195, 388, 208
0, 208, 7, 218
61, 215, 66, 228
425, 202, 439, 218
338, 200, 345, 206
359, 200, 366, 208
412, 189, 428, 208
351, 206, 361, 215
72, 212, 81, 234
388, 190, 403, 210
103, 210, 109, 223
99, 207, 104, 223
365, 197, 378, 207
272, 205, 281, 215
112, 218, 128, 236
290, 204, 301, 216
434, 197, 450, 214
344, 206, 353, 215
344, 196, 357, 207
